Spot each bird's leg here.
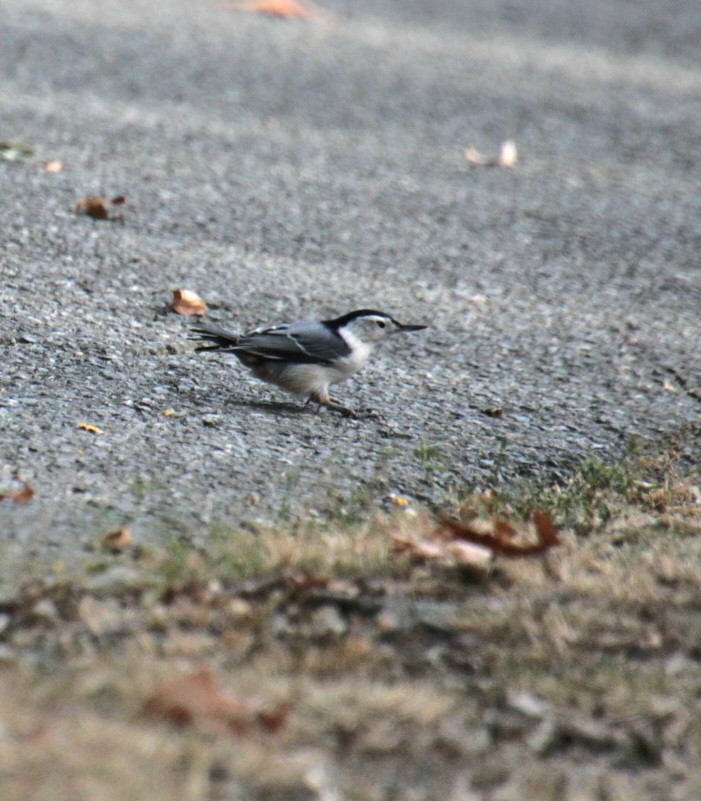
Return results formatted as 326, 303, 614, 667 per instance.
309, 389, 359, 418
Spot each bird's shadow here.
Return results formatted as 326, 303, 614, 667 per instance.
185, 390, 377, 420
226, 397, 317, 416
224, 397, 379, 421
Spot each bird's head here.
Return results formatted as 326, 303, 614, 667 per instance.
328, 309, 427, 345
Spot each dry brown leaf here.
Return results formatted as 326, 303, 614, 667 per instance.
43, 159, 63, 173
439, 510, 560, 557
76, 196, 108, 219
101, 527, 133, 553
145, 668, 246, 732
218, 0, 310, 17
144, 667, 289, 736
0, 482, 35, 504
172, 289, 206, 316
75, 195, 126, 220
77, 422, 103, 434
393, 508, 559, 569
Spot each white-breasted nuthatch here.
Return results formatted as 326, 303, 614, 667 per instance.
191, 309, 427, 416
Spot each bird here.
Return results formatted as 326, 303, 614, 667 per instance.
190, 309, 427, 417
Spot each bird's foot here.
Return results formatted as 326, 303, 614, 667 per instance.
307, 395, 378, 420
321, 399, 359, 418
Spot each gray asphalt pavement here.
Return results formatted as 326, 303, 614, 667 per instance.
1, 0, 700, 559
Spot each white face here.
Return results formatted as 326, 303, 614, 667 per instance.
345, 314, 398, 343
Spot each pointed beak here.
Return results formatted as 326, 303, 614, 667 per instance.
396, 322, 428, 333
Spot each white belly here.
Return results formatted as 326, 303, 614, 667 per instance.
250, 339, 372, 398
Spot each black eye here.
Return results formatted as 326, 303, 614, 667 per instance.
376, 320, 387, 328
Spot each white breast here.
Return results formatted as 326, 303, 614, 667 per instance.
332, 329, 373, 381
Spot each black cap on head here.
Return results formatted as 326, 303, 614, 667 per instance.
325, 309, 426, 331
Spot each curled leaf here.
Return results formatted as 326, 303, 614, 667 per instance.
465, 139, 518, 168
172, 289, 206, 316
392, 509, 560, 570
439, 511, 560, 557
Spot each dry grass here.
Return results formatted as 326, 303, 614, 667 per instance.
0, 447, 700, 800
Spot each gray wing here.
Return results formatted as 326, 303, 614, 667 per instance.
237, 321, 351, 364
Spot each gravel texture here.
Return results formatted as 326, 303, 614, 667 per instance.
1, 0, 700, 557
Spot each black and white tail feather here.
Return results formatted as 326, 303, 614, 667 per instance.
190, 322, 243, 352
